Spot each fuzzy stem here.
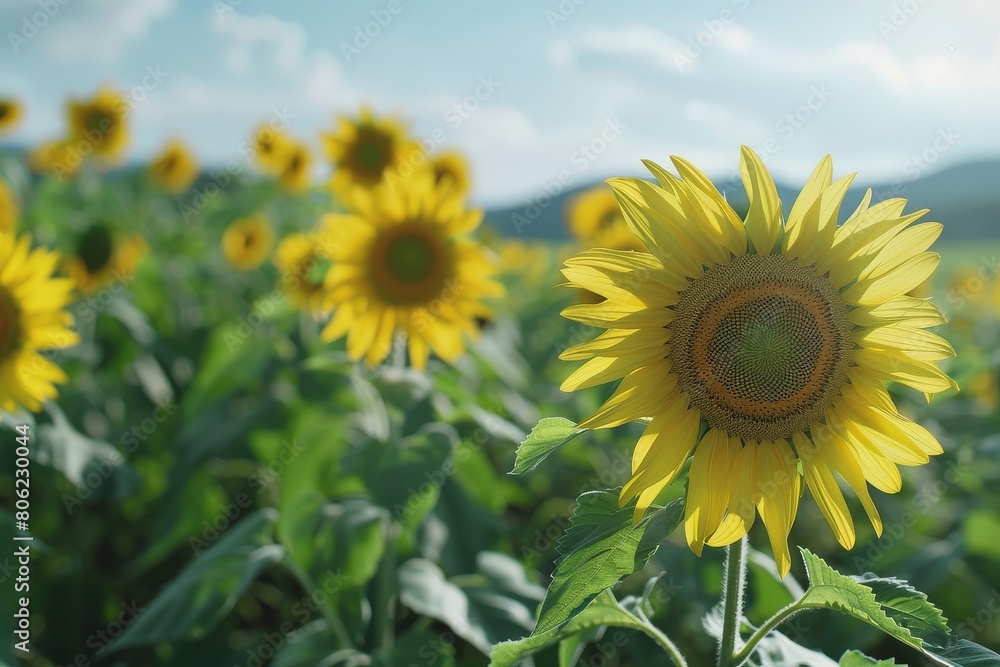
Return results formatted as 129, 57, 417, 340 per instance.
718, 536, 748, 667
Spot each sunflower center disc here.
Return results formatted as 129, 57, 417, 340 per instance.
371, 224, 450, 306
0, 287, 20, 362
85, 110, 113, 134
77, 225, 115, 274
354, 126, 394, 179
669, 254, 854, 441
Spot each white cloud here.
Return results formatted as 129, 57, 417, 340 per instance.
211, 12, 308, 76
42, 0, 175, 64
548, 24, 686, 73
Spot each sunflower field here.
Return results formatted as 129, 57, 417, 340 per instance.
3, 40, 1000, 667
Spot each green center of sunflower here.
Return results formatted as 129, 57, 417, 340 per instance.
352, 126, 394, 182
371, 223, 450, 306
385, 235, 436, 283
161, 153, 178, 174
669, 253, 854, 441
77, 225, 115, 275
598, 209, 620, 231
84, 109, 114, 134
0, 104, 9, 120
0, 287, 20, 362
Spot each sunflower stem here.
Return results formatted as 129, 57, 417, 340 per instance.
718, 535, 748, 667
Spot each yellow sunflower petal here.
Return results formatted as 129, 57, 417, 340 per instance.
685, 429, 740, 555
739, 146, 781, 254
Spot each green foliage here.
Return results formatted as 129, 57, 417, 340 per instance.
4, 158, 1000, 666
511, 417, 585, 474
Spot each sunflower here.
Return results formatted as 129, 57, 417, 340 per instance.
223, 215, 274, 271
251, 125, 290, 173
274, 232, 329, 311
0, 99, 23, 135
278, 140, 312, 193
566, 185, 645, 252
65, 225, 147, 295
323, 107, 418, 197
320, 172, 503, 367
149, 139, 199, 193
67, 87, 130, 162
559, 147, 955, 576
0, 180, 17, 234
430, 151, 471, 196
28, 139, 80, 179
0, 233, 79, 416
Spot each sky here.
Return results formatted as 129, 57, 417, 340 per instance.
1, 0, 999, 207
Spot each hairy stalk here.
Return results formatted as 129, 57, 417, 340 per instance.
718, 536, 748, 667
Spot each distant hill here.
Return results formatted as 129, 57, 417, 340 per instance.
483, 159, 1000, 243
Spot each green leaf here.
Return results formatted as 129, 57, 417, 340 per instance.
183, 323, 275, 417
278, 493, 387, 591
398, 552, 544, 656
35, 404, 123, 490
490, 590, 670, 667
109, 509, 283, 652
510, 417, 584, 474
532, 491, 684, 636
855, 575, 951, 646
923, 638, 1000, 666
839, 649, 903, 666
799, 548, 922, 651
389, 627, 457, 667
270, 621, 365, 667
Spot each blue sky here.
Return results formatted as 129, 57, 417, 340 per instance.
1, 0, 999, 206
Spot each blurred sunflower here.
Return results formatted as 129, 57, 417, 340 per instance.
223, 215, 274, 271
967, 369, 998, 412
320, 172, 503, 367
0, 180, 17, 234
0, 233, 79, 416
323, 107, 418, 196
67, 87, 130, 162
497, 238, 552, 289
28, 139, 80, 179
560, 147, 956, 576
66, 225, 147, 295
430, 151, 471, 196
278, 140, 312, 193
275, 232, 328, 311
566, 185, 645, 252
0, 98, 23, 135
252, 125, 289, 173
149, 139, 199, 193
